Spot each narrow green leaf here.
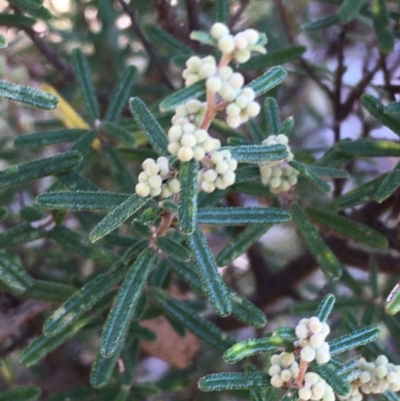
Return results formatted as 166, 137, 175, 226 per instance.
0, 386, 41, 401
15, 129, 88, 148
329, 325, 380, 355
123, 239, 149, 263
372, 0, 394, 53
37, 191, 129, 212
72, 48, 100, 120
197, 207, 291, 225
90, 349, 120, 388
293, 297, 366, 315
247, 119, 266, 143
279, 116, 295, 137
240, 46, 306, 70
307, 208, 388, 248
101, 121, 136, 146
188, 228, 232, 316
100, 248, 157, 357
273, 327, 296, 340
0, 224, 46, 249
129, 97, 169, 155
362, 94, 400, 135
23, 5, 53, 20
105, 66, 137, 121
0, 13, 36, 28
216, 224, 271, 266
315, 143, 353, 168
246, 66, 287, 97
311, 362, 350, 397
235, 166, 261, 183
43, 262, 127, 336
0, 79, 58, 109
0, 252, 33, 294
0, 34, 6, 48
18, 279, 76, 304
339, 0, 366, 23
179, 160, 198, 235
337, 139, 400, 157
150, 287, 234, 352
198, 372, 270, 391
224, 144, 288, 163
291, 204, 342, 280
314, 294, 336, 322
301, 13, 340, 31
145, 25, 193, 55
376, 160, 400, 202
190, 31, 217, 46
385, 283, 400, 315
223, 337, 289, 363
214, 0, 229, 23
8, 0, 42, 10
307, 166, 349, 179
159, 80, 206, 112
0, 151, 81, 189
289, 160, 331, 192
156, 237, 191, 261
264, 97, 280, 135
89, 194, 149, 242
382, 390, 400, 401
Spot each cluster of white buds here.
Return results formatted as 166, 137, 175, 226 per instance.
298, 373, 335, 401
294, 317, 331, 365
210, 22, 266, 63
183, 56, 217, 87
262, 135, 294, 165
225, 87, 260, 128
171, 99, 207, 127
135, 157, 180, 198
269, 352, 299, 388
198, 149, 237, 193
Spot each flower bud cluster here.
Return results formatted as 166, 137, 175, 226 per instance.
198, 149, 237, 193
171, 99, 207, 127
295, 317, 331, 365
183, 56, 217, 87
269, 352, 299, 388
298, 373, 335, 401
135, 157, 180, 198
262, 135, 294, 165
210, 22, 266, 63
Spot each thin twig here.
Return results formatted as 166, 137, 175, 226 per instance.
380, 52, 395, 102
184, 0, 200, 32
118, 0, 175, 90
230, 0, 250, 29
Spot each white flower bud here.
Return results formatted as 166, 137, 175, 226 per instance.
241, 87, 255, 101
219, 83, 237, 102
271, 375, 283, 388
175, 105, 188, 117
186, 56, 201, 72
280, 369, 292, 382
168, 125, 183, 140
206, 76, 222, 93
229, 72, 245, 89
142, 158, 156, 169
136, 183, 150, 197
211, 22, 230, 40
299, 388, 312, 400
234, 32, 249, 50
215, 161, 229, 174
177, 147, 194, 161
183, 123, 196, 133
270, 355, 281, 365
185, 74, 200, 86
244, 29, 259, 45
219, 66, 233, 80
310, 333, 325, 349
246, 101, 261, 117
148, 175, 162, 189
375, 365, 388, 379
227, 159, 238, 170
218, 35, 235, 53
311, 382, 326, 400
203, 138, 221, 152
235, 94, 250, 109
145, 163, 160, 176
204, 169, 218, 182
315, 348, 330, 365
234, 49, 251, 63
276, 134, 289, 145
376, 355, 389, 365
268, 365, 281, 376
222, 171, 236, 186
181, 133, 197, 147
226, 103, 241, 116
309, 317, 322, 333
281, 352, 295, 366
227, 115, 242, 128
201, 181, 215, 193
199, 62, 217, 79
322, 391, 335, 401
150, 187, 162, 197
138, 172, 148, 182
301, 345, 316, 362
193, 146, 206, 161
161, 187, 172, 198
360, 372, 371, 384
305, 373, 319, 385
186, 99, 202, 113
168, 141, 180, 155
270, 177, 281, 189
194, 129, 208, 143
168, 178, 180, 193
271, 167, 283, 177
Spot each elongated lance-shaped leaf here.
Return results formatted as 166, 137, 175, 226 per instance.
376, 160, 400, 202
289, 160, 331, 192
311, 362, 351, 397
306, 208, 388, 248
129, 97, 169, 155
383, 391, 400, 401
8, 0, 42, 9
0, 252, 33, 294
101, 121, 136, 146
37, 191, 130, 212
327, 174, 386, 211
246, 66, 287, 96
56, 170, 100, 191
197, 207, 290, 225
0, 80, 58, 109
291, 204, 342, 280
293, 297, 366, 315
159, 80, 206, 112
90, 348, 120, 388
187, 228, 232, 316
105, 66, 137, 121
214, 0, 229, 23
264, 97, 280, 135
49, 226, 117, 266
0, 386, 41, 401
337, 139, 400, 157
372, 0, 394, 54
0, 223, 46, 249
156, 237, 191, 261
89, 194, 149, 242
43, 261, 127, 336
179, 160, 198, 235
362, 94, 400, 135
0, 151, 81, 190
123, 239, 149, 263
301, 14, 339, 31
240, 46, 306, 71
279, 116, 294, 137
19, 294, 113, 367
150, 287, 234, 351
339, 0, 365, 23
308, 166, 349, 179
72, 49, 100, 120
145, 25, 193, 55
235, 166, 261, 183
100, 248, 157, 357
216, 224, 271, 266
385, 283, 400, 315
314, 294, 336, 322
224, 144, 287, 163
0, 14, 35, 28
247, 119, 266, 143
199, 372, 270, 391
329, 325, 379, 355
167, 258, 267, 328
14, 129, 88, 148
223, 336, 290, 363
